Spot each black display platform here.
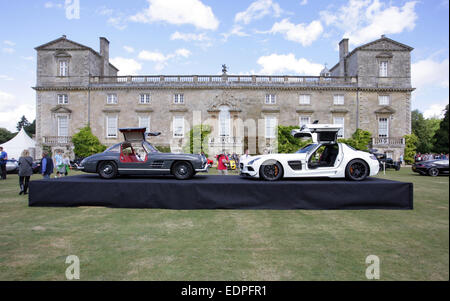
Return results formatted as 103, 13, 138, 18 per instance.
28, 175, 413, 210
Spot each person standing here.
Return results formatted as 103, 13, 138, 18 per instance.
0, 146, 7, 180
54, 150, 64, 178
217, 152, 229, 175
41, 151, 54, 179
399, 154, 403, 166
63, 154, 71, 176
18, 150, 33, 195
240, 149, 250, 162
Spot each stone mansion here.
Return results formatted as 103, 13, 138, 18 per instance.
34, 35, 414, 159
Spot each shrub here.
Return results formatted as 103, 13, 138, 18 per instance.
404, 133, 418, 164
338, 128, 372, 151
72, 126, 106, 158
277, 125, 311, 153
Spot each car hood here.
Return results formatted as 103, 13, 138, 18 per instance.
244, 153, 308, 163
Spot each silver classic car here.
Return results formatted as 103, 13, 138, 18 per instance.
78, 127, 208, 179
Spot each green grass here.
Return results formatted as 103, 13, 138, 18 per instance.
0, 168, 448, 280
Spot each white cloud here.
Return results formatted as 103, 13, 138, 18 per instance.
3, 40, 15, 46
175, 48, 191, 58
170, 31, 208, 42
0, 91, 35, 132
107, 16, 127, 30
123, 46, 135, 53
320, 0, 417, 46
44, 1, 62, 9
2, 48, 14, 54
138, 48, 192, 71
256, 53, 323, 75
222, 25, 250, 41
0, 91, 15, 109
235, 0, 282, 24
138, 50, 168, 62
97, 7, 114, 16
267, 18, 323, 46
130, 0, 219, 30
96, 6, 128, 30
0, 75, 13, 81
109, 57, 142, 75
423, 103, 447, 119
412, 58, 449, 89
21, 56, 34, 61
300, 0, 308, 5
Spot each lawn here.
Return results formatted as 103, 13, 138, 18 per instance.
0, 168, 448, 280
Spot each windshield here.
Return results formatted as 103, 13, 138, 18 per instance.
295, 143, 318, 154
143, 141, 160, 153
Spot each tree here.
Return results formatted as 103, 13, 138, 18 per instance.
404, 133, 418, 164
0, 128, 16, 144
182, 124, 211, 156
432, 104, 449, 154
411, 110, 440, 153
338, 128, 372, 151
24, 119, 36, 136
16, 115, 31, 132
71, 126, 106, 158
277, 125, 311, 153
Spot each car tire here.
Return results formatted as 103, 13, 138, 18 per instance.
428, 167, 439, 177
345, 159, 369, 181
98, 161, 118, 179
259, 160, 283, 181
172, 161, 194, 180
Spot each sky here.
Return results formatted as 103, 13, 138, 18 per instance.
0, 0, 448, 132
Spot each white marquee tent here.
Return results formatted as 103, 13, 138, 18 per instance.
0, 128, 36, 160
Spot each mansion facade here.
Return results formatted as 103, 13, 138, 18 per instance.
34, 35, 414, 159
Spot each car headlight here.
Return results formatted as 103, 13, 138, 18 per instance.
370, 155, 378, 160
248, 158, 261, 165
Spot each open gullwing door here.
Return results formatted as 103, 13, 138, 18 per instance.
291, 124, 342, 144
119, 127, 160, 142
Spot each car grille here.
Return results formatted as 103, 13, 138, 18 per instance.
150, 160, 164, 169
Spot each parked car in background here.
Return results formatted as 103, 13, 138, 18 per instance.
78, 127, 209, 179
70, 157, 84, 169
412, 159, 449, 176
373, 153, 400, 171
5, 160, 19, 173
240, 123, 380, 181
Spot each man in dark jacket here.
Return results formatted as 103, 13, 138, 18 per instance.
41, 151, 54, 179
0, 146, 7, 180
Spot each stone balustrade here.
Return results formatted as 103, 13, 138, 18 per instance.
372, 137, 405, 146
90, 75, 358, 87
43, 136, 72, 145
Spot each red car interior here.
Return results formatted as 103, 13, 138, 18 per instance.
120, 143, 148, 163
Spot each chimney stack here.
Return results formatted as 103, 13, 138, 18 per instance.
339, 38, 349, 61
99, 37, 109, 62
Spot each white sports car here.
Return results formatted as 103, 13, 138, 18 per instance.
240, 123, 380, 181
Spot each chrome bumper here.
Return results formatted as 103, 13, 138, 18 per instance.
195, 165, 209, 173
